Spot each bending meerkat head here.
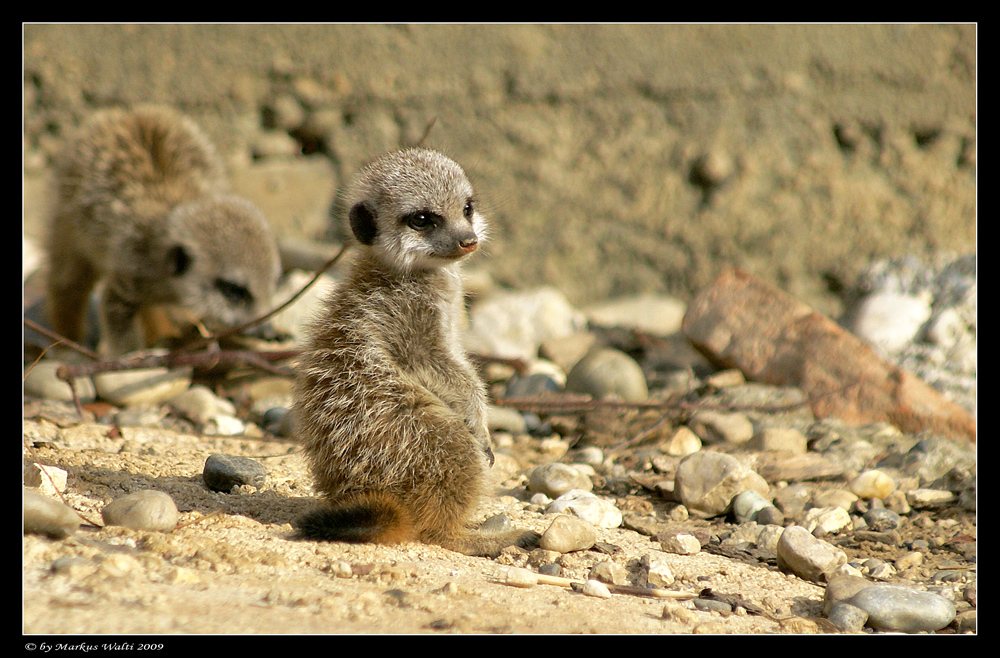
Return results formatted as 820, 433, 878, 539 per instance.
159, 194, 281, 331
345, 148, 487, 273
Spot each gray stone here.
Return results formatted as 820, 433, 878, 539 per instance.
23, 489, 80, 538
863, 507, 901, 531
468, 286, 587, 362
203, 454, 267, 492
23, 360, 97, 403
101, 490, 179, 531
776, 525, 847, 583
731, 489, 773, 523
828, 602, 869, 632
675, 450, 769, 519
847, 584, 956, 632
565, 348, 648, 402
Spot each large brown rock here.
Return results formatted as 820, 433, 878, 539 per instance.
682, 268, 976, 443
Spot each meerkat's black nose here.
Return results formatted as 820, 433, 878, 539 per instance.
458, 236, 478, 253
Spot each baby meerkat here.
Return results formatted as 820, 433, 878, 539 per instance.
45, 105, 281, 357
293, 148, 539, 557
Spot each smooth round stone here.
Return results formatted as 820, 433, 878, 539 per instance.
528, 462, 593, 497
588, 561, 628, 585
776, 525, 848, 583
565, 348, 648, 402
203, 454, 267, 492
23, 360, 96, 403
731, 489, 772, 523
504, 372, 562, 398
848, 469, 896, 500
675, 450, 769, 519
168, 385, 236, 425
487, 405, 528, 434
664, 426, 702, 457
101, 490, 179, 531
545, 489, 622, 528
581, 579, 612, 599
823, 574, 873, 615
754, 523, 784, 553
93, 365, 193, 407
756, 506, 785, 526
23, 489, 81, 538
863, 507, 901, 531
582, 294, 686, 336
828, 602, 869, 632
467, 286, 587, 362
847, 584, 956, 632
538, 514, 597, 553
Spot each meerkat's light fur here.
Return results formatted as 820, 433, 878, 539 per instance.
45, 105, 281, 356
292, 148, 539, 556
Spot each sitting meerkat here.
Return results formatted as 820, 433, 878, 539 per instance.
45, 105, 281, 357
292, 147, 539, 557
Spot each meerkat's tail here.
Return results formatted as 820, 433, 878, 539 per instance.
295, 493, 417, 545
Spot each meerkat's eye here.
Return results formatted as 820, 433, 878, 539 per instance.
404, 211, 437, 231
214, 278, 254, 306
463, 199, 475, 219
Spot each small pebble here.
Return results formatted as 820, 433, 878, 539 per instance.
827, 602, 869, 632
565, 348, 648, 402
802, 506, 851, 536
641, 552, 675, 587
731, 489, 772, 524
675, 450, 769, 519
906, 488, 955, 507
657, 529, 702, 556
694, 597, 732, 614
504, 372, 561, 398
23, 463, 68, 496
863, 507, 901, 531
487, 405, 528, 434
505, 567, 539, 588
823, 574, 873, 615
755, 506, 785, 526
538, 514, 597, 553
581, 579, 612, 599
545, 490, 622, 528
528, 462, 593, 497
101, 490, 179, 531
168, 385, 236, 425
848, 469, 896, 500
776, 525, 847, 583
203, 454, 267, 492
23, 489, 81, 538
589, 561, 627, 585
847, 584, 956, 632
664, 426, 702, 457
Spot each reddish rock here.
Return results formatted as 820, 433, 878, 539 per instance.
681, 268, 976, 443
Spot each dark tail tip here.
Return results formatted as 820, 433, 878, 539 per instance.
295, 495, 414, 544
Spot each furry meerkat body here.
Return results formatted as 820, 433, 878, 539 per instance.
293, 148, 539, 556
45, 105, 280, 357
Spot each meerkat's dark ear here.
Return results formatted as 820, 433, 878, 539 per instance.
166, 244, 192, 276
349, 202, 378, 245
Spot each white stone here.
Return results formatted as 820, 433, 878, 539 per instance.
850, 292, 932, 354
